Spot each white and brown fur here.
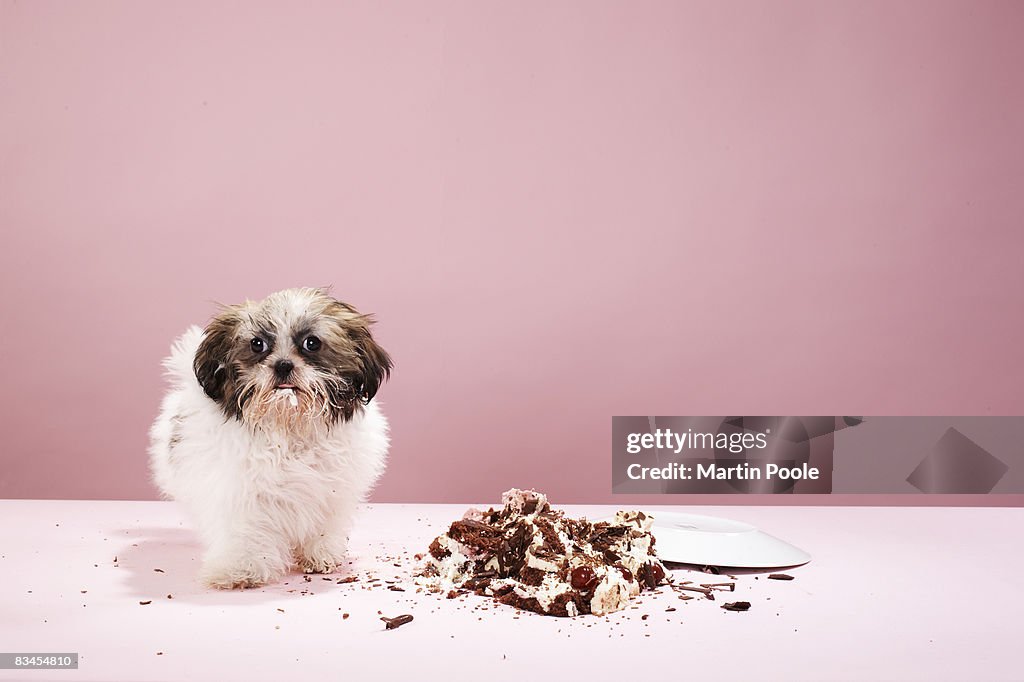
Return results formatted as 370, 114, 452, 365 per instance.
149, 288, 392, 589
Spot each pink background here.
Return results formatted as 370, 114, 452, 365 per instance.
2, 1, 1022, 504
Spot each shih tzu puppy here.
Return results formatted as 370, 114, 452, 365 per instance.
149, 288, 392, 589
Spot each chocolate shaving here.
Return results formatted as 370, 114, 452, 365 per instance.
700, 582, 736, 592
381, 614, 414, 630
721, 601, 751, 612
674, 585, 713, 597
768, 573, 795, 581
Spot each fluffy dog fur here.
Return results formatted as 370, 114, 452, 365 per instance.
149, 288, 392, 589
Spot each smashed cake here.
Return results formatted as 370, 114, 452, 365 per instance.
418, 489, 667, 617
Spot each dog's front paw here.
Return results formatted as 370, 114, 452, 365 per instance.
202, 573, 265, 590
298, 555, 338, 575
297, 537, 348, 574
200, 557, 282, 589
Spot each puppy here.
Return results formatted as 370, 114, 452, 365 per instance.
149, 288, 392, 589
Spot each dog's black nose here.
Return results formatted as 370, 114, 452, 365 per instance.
274, 359, 294, 381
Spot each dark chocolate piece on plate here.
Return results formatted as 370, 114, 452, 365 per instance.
721, 601, 751, 612
768, 573, 795, 581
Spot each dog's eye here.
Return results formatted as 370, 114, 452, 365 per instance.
250, 338, 267, 354
302, 336, 322, 352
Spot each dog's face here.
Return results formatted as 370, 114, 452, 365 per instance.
193, 288, 391, 428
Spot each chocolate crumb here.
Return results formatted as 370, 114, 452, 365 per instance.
674, 584, 714, 597
700, 582, 736, 592
139, 600, 152, 605
153, 568, 164, 573
381, 614, 414, 630
721, 601, 751, 612
768, 573, 795, 581
342, 613, 350, 619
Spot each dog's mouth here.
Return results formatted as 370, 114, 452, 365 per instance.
273, 383, 302, 408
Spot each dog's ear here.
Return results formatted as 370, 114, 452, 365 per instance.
349, 321, 392, 404
324, 301, 392, 404
193, 309, 241, 404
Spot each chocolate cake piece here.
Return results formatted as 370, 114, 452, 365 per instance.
417, 489, 667, 617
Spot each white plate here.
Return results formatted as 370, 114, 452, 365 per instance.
647, 512, 811, 568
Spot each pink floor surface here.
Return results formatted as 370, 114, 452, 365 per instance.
1, 500, 1021, 681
